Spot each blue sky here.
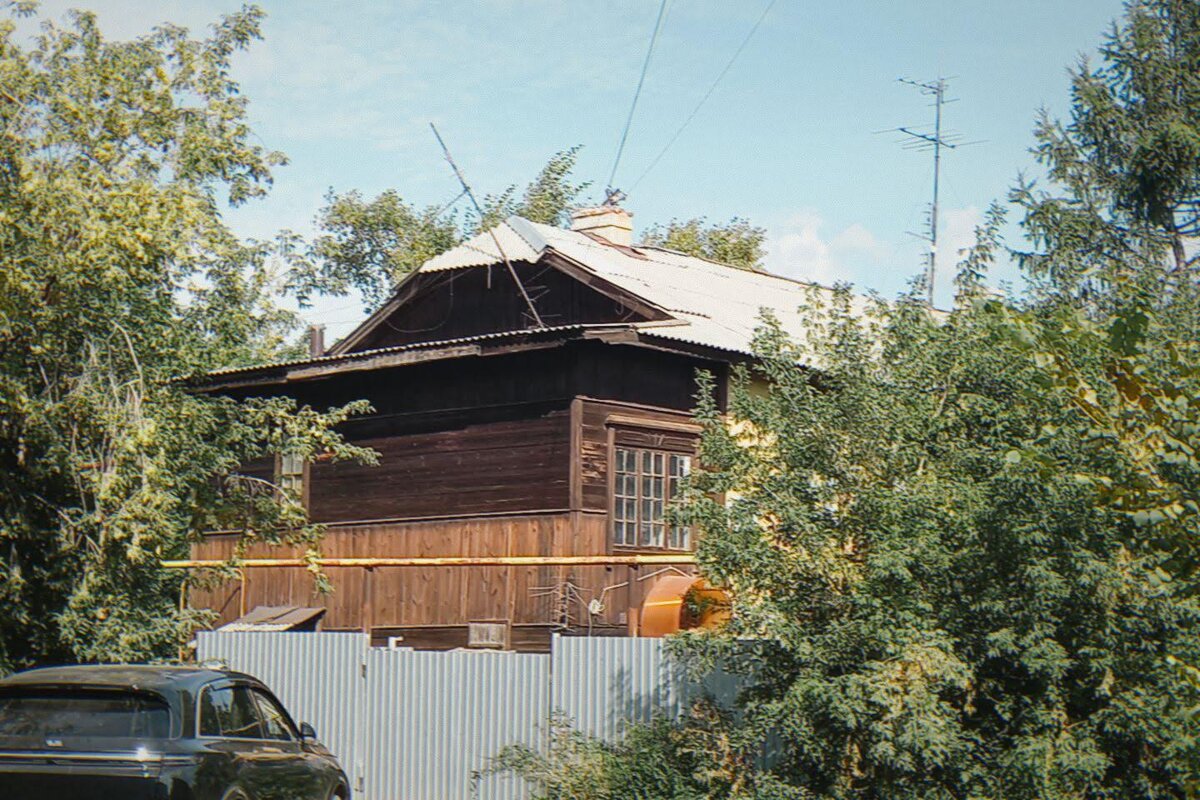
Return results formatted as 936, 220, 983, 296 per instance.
28, 0, 1125, 337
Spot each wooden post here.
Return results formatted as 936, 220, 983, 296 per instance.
238, 568, 248, 618
361, 566, 375, 635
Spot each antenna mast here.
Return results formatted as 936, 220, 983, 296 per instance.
429, 123, 545, 328
893, 77, 957, 306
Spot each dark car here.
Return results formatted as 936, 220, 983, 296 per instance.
0, 664, 349, 800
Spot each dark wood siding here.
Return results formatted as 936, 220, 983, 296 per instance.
571, 340, 723, 412
576, 399, 700, 514
195, 340, 716, 648
350, 263, 652, 352
190, 513, 695, 648
309, 410, 570, 522
222, 342, 716, 527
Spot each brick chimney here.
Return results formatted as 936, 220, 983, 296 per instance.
307, 324, 325, 357
569, 205, 633, 246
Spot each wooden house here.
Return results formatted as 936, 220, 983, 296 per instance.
187, 207, 840, 650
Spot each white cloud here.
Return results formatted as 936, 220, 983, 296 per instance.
766, 211, 891, 286
939, 206, 982, 268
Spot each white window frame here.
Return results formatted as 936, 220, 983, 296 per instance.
275, 452, 308, 507
611, 445, 691, 550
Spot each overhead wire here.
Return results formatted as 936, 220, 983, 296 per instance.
429, 122, 546, 328
606, 0, 671, 194
630, 0, 779, 192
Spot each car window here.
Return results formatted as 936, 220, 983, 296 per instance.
198, 686, 222, 736
0, 689, 170, 739
250, 690, 296, 742
199, 686, 263, 739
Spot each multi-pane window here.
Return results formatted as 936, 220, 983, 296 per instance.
613, 447, 691, 549
277, 452, 305, 501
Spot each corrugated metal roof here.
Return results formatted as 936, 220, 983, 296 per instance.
196, 323, 625, 381
421, 220, 543, 270
416, 216, 874, 358
198, 216, 884, 386
218, 605, 326, 632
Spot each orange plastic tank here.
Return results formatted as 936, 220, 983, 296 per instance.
639, 575, 730, 637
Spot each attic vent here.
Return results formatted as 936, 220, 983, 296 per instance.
467, 621, 510, 650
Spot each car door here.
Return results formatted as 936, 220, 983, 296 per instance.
197, 684, 311, 800
248, 688, 327, 800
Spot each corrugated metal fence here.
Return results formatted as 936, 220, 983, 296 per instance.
364, 647, 549, 800
195, 631, 367, 791
197, 632, 726, 800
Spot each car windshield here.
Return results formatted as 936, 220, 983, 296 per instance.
0, 689, 171, 740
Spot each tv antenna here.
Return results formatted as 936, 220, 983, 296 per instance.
429, 123, 545, 328
879, 77, 975, 305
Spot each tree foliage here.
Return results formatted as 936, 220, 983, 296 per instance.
285, 146, 591, 309
1014, 0, 1200, 290
284, 148, 770, 308
665, 2, 1200, 797
0, 5, 373, 670
683, 284, 1200, 798
642, 217, 766, 271
478, 712, 773, 800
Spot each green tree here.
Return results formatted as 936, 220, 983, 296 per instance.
0, 6, 373, 670
281, 190, 461, 310
674, 2, 1200, 795
479, 713, 756, 800
642, 217, 766, 271
1011, 0, 1200, 573
683, 287, 1200, 798
1014, 0, 1200, 291
285, 146, 590, 309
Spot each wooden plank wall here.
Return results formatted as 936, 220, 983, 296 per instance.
576, 398, 700, 514
189, 345, 717, 648
189, 512, 694, 641
349, 263, 652, 351
309, 411, 570, 522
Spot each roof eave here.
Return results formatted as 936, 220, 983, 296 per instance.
188, 325, 635, 392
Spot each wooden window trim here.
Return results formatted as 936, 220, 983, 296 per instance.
606, 416, 697, 554
609, 444, 691, 552
605, 413, 702, 436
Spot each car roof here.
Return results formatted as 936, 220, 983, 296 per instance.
0, 664, 262, 696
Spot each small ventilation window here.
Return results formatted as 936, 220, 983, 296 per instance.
276, 452, 307, 505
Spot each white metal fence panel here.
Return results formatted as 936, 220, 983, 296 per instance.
364, 647, 549, 800
550, 634, 691, 739
196, 631, 370, 793
192, 633, 734, 799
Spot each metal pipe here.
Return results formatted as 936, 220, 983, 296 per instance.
162, 554, 697, 569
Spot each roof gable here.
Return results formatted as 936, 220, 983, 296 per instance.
330, 236, 673, 356
331, 215, 872, 360
195, 216, 888, 389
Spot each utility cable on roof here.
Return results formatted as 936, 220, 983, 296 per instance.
630, 0, 778, 192
606, 0, 671, 196
429, 123, 546, 328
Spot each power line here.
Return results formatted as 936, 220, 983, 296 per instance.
606, 0, 670, 197
630, 0, 778, 192
429, 123, 545, 328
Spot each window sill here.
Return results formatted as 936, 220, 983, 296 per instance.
611, 545, 695, 556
